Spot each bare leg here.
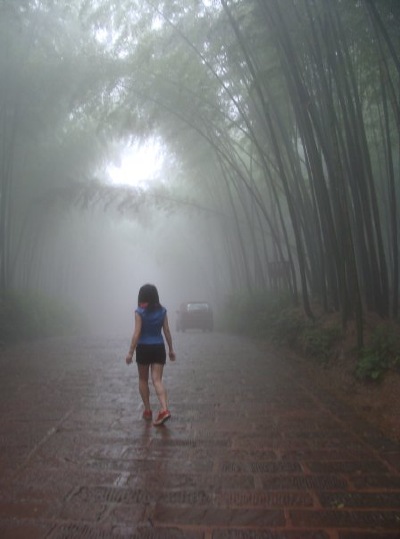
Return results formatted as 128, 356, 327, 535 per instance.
137, 364, 151, 411
151, 363, 168, 411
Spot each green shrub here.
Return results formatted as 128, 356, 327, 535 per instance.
220, 290, 297, 340
0, 290, 83, 345
356, 323, 400, 381
355, 353, 389, 381
268, 307, 309, 346
301, 325, 341, 363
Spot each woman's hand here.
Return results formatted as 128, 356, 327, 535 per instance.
169, 351, 176, 361
125, 354, 133, 365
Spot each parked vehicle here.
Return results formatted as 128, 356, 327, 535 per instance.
176, 302, 213, 332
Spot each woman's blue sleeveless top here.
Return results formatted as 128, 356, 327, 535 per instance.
136, 306, 166, 345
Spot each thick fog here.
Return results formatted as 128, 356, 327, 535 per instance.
45, 205, 226, 336
2, 0, 398, 348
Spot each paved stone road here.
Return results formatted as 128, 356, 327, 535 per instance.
0, 332, 400, 539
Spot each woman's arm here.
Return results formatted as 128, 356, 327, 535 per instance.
162, 314, 176, 361
125, 312, 142, 365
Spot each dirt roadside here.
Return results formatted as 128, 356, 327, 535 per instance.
281, 344, 400, 444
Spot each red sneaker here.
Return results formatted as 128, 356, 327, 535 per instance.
153, 410, 171, 426
142, 410, 152, 421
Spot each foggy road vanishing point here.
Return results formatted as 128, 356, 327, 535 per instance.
0, 332, 400, 538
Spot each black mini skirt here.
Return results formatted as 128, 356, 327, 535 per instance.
136, 343, 166, 365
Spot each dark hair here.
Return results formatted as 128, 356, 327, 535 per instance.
138, 283, 162, 311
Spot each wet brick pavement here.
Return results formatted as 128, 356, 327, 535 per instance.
0, 332, 399, 538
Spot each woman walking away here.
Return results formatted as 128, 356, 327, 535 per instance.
125, 284, 176, 426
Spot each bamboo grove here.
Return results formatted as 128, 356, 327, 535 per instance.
0, 1, 399, 347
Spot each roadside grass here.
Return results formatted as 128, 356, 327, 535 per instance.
355, 323, 400, 381
220, 290, 400, 380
